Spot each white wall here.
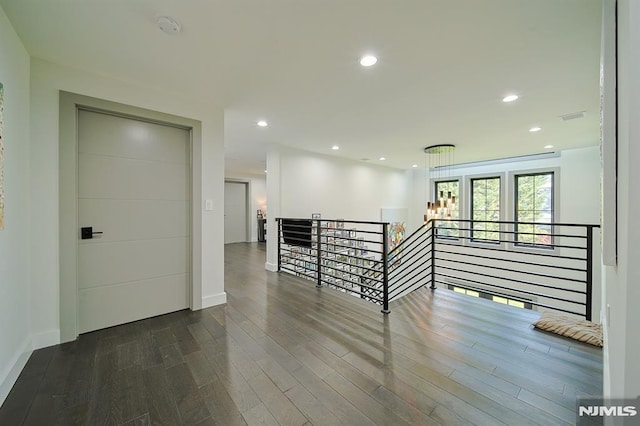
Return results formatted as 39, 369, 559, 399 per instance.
29, 58, 226, 343
602, 0, 640, 402
279, 147, 409, 219
0, 4, 32, 405
265, 145, 410, 269
225, 173, 267, 242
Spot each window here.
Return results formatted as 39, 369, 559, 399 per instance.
470, 177, 501, 242
448, 285, 532, 310
514, 172, 554, 246
492, 296, 532, 310
434, 180, 459, 238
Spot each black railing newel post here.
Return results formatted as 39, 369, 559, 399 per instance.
585, 225, 594, 321
277, 218, 282, 272
316, 219, 323, 288
430, 219, 437, 290
382, 222, 390, 314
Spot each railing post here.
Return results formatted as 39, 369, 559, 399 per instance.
277, 218, 282, 272
585, 225, 594, 321
316, 219, 323, 288
382, 222, 390, 314
430, 219, 437, 290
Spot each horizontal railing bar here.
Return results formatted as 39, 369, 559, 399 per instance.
434, 256, 587, 283
388, 245, 433, 279
389, 271, 429, 292
438, 225, 590, 240
323, 274, 383, 293
280, 266, 315, 278
319, 262, 384, 284
434, 240, 587, 261
321, 280, 384, 302
435, 266, 586, 294
433, 224, 588, 239
389, 226, 432, 255
319, 229, 384, 239
390, 231, 432, 256
434, 249, 587, 273
320, 236, 383, 246
389, 273, 431, 296
389, 280, 429, 300
433, 233, 586, 251
321, 269, 384, 285
279, 253, 316, 264
389, 260, 432, 289
389, 238, 431, 258
430, 219, 600, 228
434, 275, 587, 305
436, 280, 586, 317
322, 242, 383, 254
277, 217, 389, 227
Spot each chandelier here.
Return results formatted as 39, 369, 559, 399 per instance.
424, 144, 456, 223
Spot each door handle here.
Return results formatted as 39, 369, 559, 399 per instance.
81, 227, 103, 240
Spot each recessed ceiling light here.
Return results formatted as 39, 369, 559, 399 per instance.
544, 144, 554, 149
331, 145, 340, 150
502, 94, 519, 103
257, 120, 268, 127
360, 55, 378, 67
412, 164, 418, 168
264, 169, 268, 173
529, 126, 542, 132
379, 156, 386, 161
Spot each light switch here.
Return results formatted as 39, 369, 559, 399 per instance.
205, 199, 214, 211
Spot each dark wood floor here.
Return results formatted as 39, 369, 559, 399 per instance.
0, 242, 602, 425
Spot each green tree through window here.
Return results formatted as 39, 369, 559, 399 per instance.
515, 172, 554, 246
471, 177, 500, 242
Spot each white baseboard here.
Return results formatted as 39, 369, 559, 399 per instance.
31, 329, 60, 350
265, 262, 278, 272
201, 292, 227, 309
0, 337, 32, 407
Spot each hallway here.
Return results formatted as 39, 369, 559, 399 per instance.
0, 242, 602, 425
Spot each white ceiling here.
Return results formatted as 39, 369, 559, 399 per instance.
1, 0, 603, 175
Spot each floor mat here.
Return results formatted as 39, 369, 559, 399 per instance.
533, 311, 603, 347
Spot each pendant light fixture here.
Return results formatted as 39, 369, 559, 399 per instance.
424, 144, 456, 223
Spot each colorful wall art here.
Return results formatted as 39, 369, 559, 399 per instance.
381, 208, 408, 268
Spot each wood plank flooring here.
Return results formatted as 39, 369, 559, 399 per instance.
0, 242, 602, 425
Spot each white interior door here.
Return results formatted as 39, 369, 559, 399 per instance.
224, 181, 248, 244
77, 109, 190, 333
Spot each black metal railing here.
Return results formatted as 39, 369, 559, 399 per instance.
276, 217, 600, 320
276, 218, 390, 312
388, 219, 600, 320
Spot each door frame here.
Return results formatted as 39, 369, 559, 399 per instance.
224, 179, 250, 243
59, 92, 203, 342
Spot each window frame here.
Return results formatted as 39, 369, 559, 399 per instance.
468, 174, 503, 245
511, 169, 558, 250
432, 178, 462, 241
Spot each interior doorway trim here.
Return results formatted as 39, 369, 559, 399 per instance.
224, 178, 251, 243
59, 92, 203, 343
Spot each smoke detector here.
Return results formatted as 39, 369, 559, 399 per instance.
157, 16, 181, 35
